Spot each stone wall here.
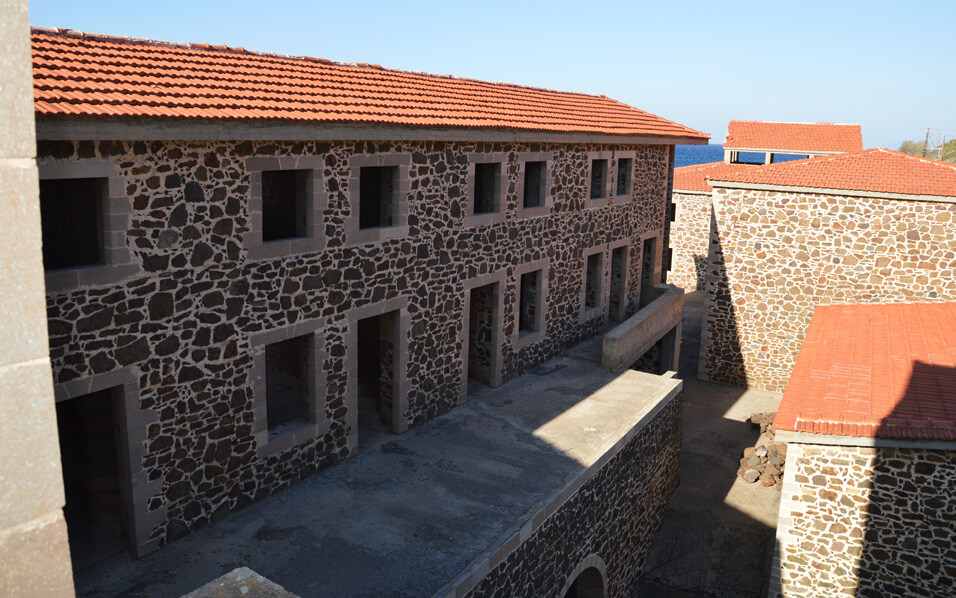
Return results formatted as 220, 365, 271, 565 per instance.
699, 187, 956, 391
666, 191, 710, 291
0, 3, 75, 595
772, 443, 956, 598
38, 138, 672, 553
462, 395, 682, 598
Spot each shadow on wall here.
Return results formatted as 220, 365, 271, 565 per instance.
855, 361, 956, 597
698, 204, 747, 386
692, 254, 708, 292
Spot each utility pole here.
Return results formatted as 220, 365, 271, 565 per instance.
921, 128, 931, 157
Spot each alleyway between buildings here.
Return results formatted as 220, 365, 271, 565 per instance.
638, 291, 783, 597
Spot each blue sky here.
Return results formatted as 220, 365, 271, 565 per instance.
29, 0, 956, 148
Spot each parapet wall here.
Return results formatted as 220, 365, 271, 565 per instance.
456, 390, 683, 598
772, 443, 956, 598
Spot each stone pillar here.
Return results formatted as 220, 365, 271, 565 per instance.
764, 152, 772, 164
723, 149, 732, 164
0, 2, 75, 596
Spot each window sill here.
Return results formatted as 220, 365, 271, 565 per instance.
346, 224, 410, 246
464, 211, 506, 228
257, 419, 319, 458
45, 262, 141, 294
514, 329, 544, 350
246, 236, 324, 261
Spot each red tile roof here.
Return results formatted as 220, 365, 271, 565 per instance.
31, 28, 708, 140
724, 120, 862, 153
710, 148, 956, 198
774, 303, 956, 441
672, 161, 761, 193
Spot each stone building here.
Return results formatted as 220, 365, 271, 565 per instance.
698, 148, 956, 391
667, 161, 758, 290
30, 28, 706, 595
768, 302, 956, 598
723, 120, 862, 164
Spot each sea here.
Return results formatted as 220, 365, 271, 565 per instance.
675, 144, 809, 168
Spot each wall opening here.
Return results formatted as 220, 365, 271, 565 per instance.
359, 165, 397, 229
589, 159, 607, 200
265, 335, 310, 436
563, 566, 605, 598
585, 252, 603, 310
39, 177, 103, 270
523, 161, 546, 208
640, 237, 657, 308
356, 310, 398, 444
609, 245, 627, 321
473, 162, 500, 214
616, 157, 633, 196
55, 386, 129, 570
518, 269, 542, 335
468, 282, 498, 388
261, 169, 308, 242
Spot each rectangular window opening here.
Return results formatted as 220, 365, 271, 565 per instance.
265, 336, 310, 435
616, 158, 633, 196
262, 169, 308, 242
523, 161, 546, 208
640, 237, 657, 308
359, 166, 397, 229
357, 311, 398, 444
468, 283, 497, 387
473, 162, 500, 214
585, 253, 602, 309
56, 387, 129, 570
519, 270, 542, 335
40, 177, 103, 271
590, 159, 607, 200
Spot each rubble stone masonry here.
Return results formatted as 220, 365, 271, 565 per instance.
772, 443, 956, 598
666, 190, 711, 291
699, 187, 956, 391
38, 138, 671, 553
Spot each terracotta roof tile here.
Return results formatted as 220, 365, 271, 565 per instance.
710, 148, 956, 198
673, 161, 762, 193
774, 303, 956, 441
724, 120, 862, 153
30, 28, 708, 139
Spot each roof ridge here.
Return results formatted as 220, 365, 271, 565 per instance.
728, 119, 861, 127
31, 26, 619, 102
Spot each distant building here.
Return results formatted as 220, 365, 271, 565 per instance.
698, 148, 956, 390
31, 27, 705, 595
769, 302, 956, 598
723, 120, 863, 164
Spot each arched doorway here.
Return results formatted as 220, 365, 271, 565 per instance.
561, 564, 606, 598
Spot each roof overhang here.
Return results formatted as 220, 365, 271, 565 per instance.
775, 429, 956, 450
671, 188, 711, 196
722, 146, 846, 156
709, 180, 956, 204
35, 116, 710, 146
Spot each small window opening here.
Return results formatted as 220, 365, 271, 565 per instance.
56, 387, 129, 570
523, 161, 547, 208
473, 162, 500, 214
262, 170, 308, 242
359, 166, 397, 229
519, 270, 542, 334
585, 253, 602, 310
265, 336, 310, 435
357, 311, 398, 444
40, 178, 103, 270
616, 158, 633, 196
589, 159, 607, 200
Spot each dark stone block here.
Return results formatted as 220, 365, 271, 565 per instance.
148, 292, 175, 319
191, 243, 214, 267
165, 173, 182, 189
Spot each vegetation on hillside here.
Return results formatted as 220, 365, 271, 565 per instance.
898, 138, 956, 163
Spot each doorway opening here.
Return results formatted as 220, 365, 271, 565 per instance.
467, 282, 499, 393
563, 566, 605, 598
356, 310, 399, 444
609, 245, 628, 321
55, 387, 129, 570
640, 237, 658, 308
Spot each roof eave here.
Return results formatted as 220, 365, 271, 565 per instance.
709, 180, 956, 204
773, 429, 956, 450
35, 115, 710, 146
722, 146, 851, 155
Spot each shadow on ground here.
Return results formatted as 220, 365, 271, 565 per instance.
637, 291, 782, 598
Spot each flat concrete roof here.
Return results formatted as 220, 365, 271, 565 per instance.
73, 337, 680, 598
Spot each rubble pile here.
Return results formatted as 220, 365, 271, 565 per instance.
737, 412, 787, 487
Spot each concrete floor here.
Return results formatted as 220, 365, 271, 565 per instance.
637, 291, 783, 597
73, 336, 679, 598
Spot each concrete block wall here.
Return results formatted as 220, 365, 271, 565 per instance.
0, 1, 75, 595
